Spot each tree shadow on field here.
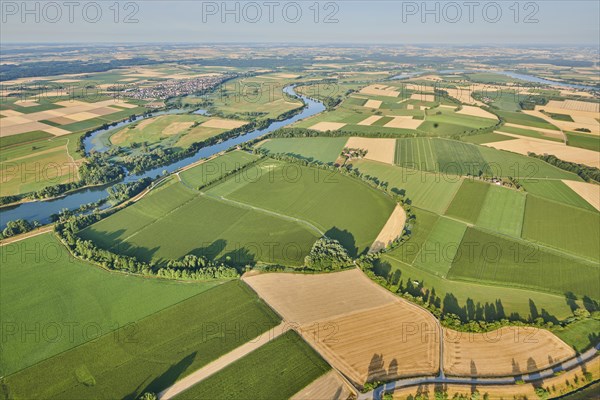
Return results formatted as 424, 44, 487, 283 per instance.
565, 291, 580, 312
126, 351, 197, 400
582, 296, 600, 312
111, 239, 160, 264
366, 354, 401, 383
218, 247, 257, 271
189, 239, 227, 261
325, 226, 358, 257
84, 228, 127, 247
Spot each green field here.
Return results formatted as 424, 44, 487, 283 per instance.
396, 137, 486, 175
566, 131, 600, 151
449, 227, 599, 299
413, 217, 467, 277
553, 319, 600, 353
381, 254, 575, 321
394, 137, 581, 180
444, 180, 490, 223
476, 185, 526, 237
476, 146, 582, 181
223, 160, 396, 256
461, 132, 515, 144
522, 196, 600, 261
179, 150, 260, 189
174, 331, 330, 400
519, 180, 595, 211
351, 159, 462, 214
110, 114, 240, 150
495, 110, 560, 130
481, 90, 521, 111
79, 177, 319, 266
0, 233, 219, 376
418, 108, 497, 136
0, 133, 83, 197
259, 137, 348, 164
3, 281, 281, 399
380, 209, 576, 320
207, 74, 304, 119
466, 73, 525, 84
0, 130, 53, 149
496, 125, 563, 142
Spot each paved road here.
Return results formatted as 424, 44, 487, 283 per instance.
363, 344, 600, 400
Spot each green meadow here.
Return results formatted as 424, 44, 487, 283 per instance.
259, 137, 348, 163
522, 196, 600, 261
224, 159, 395, 256
174, 331, 330, 400
3, 281, 280, 399
0, 233, 218, 376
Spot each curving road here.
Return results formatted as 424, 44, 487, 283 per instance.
363, 344, 600, 400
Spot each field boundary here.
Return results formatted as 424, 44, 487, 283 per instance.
201, 192, 325, 236
158, 321, 290, 400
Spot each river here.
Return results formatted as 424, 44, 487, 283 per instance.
392, 69, 597, 90
0, 86, 325, 228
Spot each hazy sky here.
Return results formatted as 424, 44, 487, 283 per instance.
1, 1, 599, 45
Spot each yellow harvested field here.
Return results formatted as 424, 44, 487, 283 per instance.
0, 109, 24, 117
0, 99, 139, 136
482, 133, 600, 168
405, 84, 435, 92
243, 269, 440, 386
443, 327, 575, 377
357, 115, 383, 126
384, 116, 423, 130
562, 180, 600, 211
66, 111, 100, 121
112, 101, 138, 109
310, 122, 347, 132
1, 115, 31, 126
90, 106, 124, 116
135, 117, 156, 130
14, 100, 39, 107
370, 205, 407, 252
164, 121, 195, 135
274, 73, 300, 79
201, 118, 246, 129
46, 116, 77, 125
456, 105, 498, 120
364, 99, 382, 109
52, 79, 81, 83
1, 121, 52, 137
526, 109, 599, 135
345, 137, 396, 164
305, 302, 439, 384
546, 99, 600, 113
410, 93, 435, 102
42, 127, 71, 136
360, 84, 399, 97
406, 104, 414, 110
291, 371, 355, 400
243, 269, 396, 325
